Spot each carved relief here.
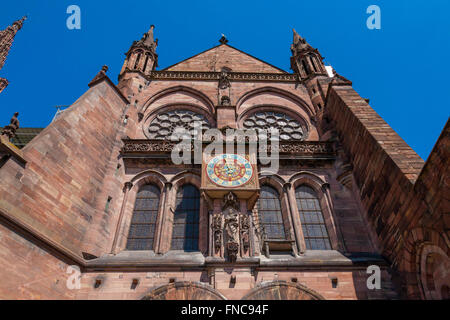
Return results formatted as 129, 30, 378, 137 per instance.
218, 71, 231, 90
148, 71, 298, 82
121, 140, 334, 156
220, 95, 231, 106
218, 70, 231, 106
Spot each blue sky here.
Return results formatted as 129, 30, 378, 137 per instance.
0, 0, 448, 160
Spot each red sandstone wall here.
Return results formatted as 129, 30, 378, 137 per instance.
75, 269, 397, 300
0, 80, 128, 260
0, 221, 74, 299
325, 84, 450, 298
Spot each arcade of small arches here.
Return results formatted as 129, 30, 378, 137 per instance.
113, 170, 339, 255
141, 280, 325, 300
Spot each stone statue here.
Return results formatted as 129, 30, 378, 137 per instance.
224, 207, 240, 262
240, 213, 251, 252
1, 112, 19, 141
220, 96, 231, 106
212, 212, 223, 253
225, 208, 239, 243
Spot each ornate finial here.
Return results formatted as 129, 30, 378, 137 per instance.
292, 28, 301, 43
291, 28, 311, 55
1, 112, 20, 141
142, 25, 155, 47
12, 16, 27, 31
88, 65, 109, 87
219, 34, 228, 44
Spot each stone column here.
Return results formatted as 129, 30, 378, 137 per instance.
285, 182, 306, 254
111, 181, 133, 254
155, 182, 172, 254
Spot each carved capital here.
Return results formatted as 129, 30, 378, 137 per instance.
123, 181, 133, 192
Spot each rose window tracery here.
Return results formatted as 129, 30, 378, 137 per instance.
147, 110, 211, 140
242, 111, 308, 141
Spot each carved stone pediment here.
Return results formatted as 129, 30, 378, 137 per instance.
222, 192, 239, 211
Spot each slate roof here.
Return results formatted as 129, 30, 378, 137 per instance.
1, 127, 43, 149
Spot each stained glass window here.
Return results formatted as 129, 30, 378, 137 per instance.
126, 184, 161, 250
171, 184, 200, 251
258, 185, 286, 240
295, 185, 331, 250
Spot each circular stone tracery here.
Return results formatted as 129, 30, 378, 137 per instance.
242, 111, 307, 141
147, 110, 211, 140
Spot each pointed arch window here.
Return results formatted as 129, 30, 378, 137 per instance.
171, 184, 200, 251
126, 184, 161, 250
134, 52, 142, 69
258, 185, 286, 240
295, 185, 331, 250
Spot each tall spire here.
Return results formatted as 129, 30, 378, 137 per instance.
0, 16, 27, 71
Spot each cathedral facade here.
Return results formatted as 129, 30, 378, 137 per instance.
0, 21, 448, 300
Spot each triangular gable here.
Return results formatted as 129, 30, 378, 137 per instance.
163, 44, 287, 74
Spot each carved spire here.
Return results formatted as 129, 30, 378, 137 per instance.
140, 25, 157, 50
0, 16, 26, 71
291, 28, 312, 56
290, 28, 327, 80
119, 25, 159, 79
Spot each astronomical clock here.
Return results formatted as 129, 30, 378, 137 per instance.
201, 153, 259, 204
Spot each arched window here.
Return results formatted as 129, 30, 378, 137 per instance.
171, 184, 200, 251
295, 185, 331, 250
126, 184, 161, 250
258, 185, 286, 240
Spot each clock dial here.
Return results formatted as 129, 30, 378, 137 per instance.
206, 154, 253, 188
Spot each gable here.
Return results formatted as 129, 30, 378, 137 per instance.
164, 44, 287, 74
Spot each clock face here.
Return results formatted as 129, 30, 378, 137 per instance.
206, 154, 253, 188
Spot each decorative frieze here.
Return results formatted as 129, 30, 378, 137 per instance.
121, 139, 334, 156
147, 70, 298, 83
